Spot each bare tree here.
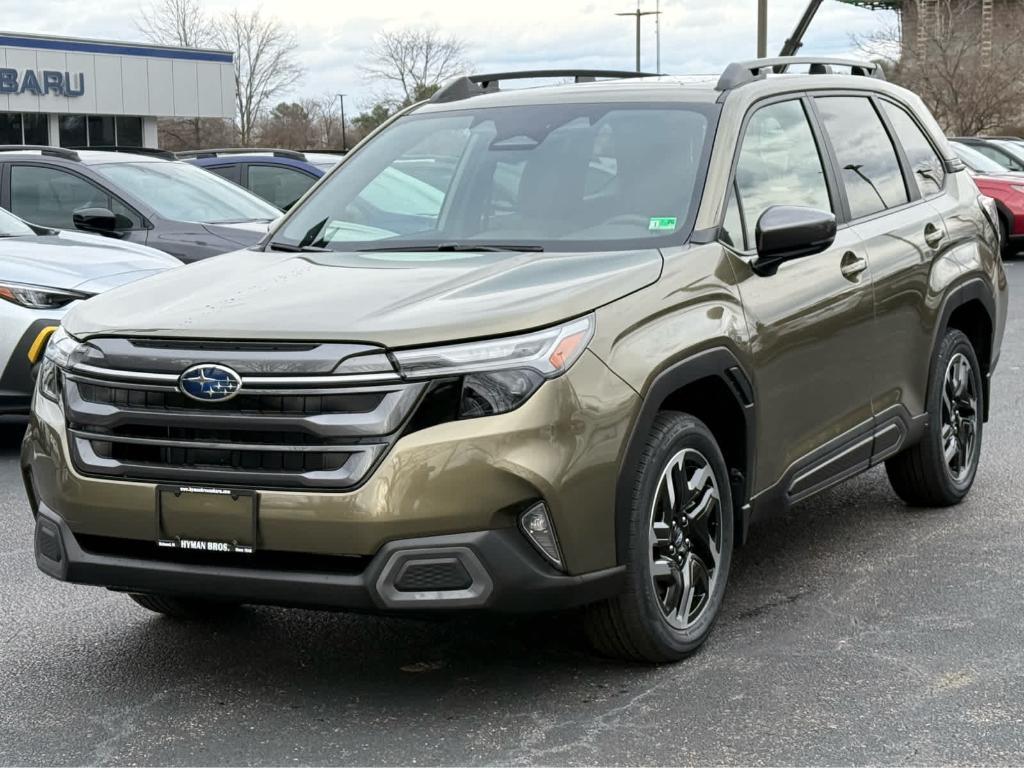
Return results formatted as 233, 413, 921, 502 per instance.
137, 0, 224, 147
360, 27, 469, 106
137, 0, 212, 49
855, 0, 1024, 135
215, 8, 304, 146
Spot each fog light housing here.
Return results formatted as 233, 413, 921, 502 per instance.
519, 502, 564, 571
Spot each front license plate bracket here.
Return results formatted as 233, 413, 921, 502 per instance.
155, 485, 259, 553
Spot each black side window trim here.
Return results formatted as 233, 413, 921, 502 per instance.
8, 161, 151, 231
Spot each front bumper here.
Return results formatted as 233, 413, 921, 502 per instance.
0, 318, 60, 416
23, 350, 640, 580
33, 502, 625, 612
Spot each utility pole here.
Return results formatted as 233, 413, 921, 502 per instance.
336, 93, 347, 152
757, 0, 768, 57
616, 4, 661, 72
656, 0, 661, 74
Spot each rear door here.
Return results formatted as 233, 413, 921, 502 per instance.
722, 95, 877, 500
812, 94, 949, 455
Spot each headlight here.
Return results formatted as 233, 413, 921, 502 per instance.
37, 327, 85, 402
394, 316, 594, 419
0, 281, 89, 309
393, 316, 594, 379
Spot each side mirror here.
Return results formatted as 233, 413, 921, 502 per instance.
753, 205, 836, 276
72, 207, 118, 235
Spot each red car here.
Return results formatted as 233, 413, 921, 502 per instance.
950, 140, 1024, 255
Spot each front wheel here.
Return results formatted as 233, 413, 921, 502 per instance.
585, 412, 734, 663
886, 328, 983, 506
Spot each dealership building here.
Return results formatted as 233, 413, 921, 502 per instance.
0, 32, 235, 149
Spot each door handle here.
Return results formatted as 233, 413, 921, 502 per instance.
840, 252, 868, 279
924, 222, 946, 249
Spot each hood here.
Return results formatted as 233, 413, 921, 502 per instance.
0, 234, 181, 293
62, 246, 664, 347
202, 220, 273, 247
974, 174, 1024, 187
54, 229, 182, 264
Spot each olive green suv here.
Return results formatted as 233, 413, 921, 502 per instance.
23, 59, 1007, 662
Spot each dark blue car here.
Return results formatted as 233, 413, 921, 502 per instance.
181, 149, 344, 210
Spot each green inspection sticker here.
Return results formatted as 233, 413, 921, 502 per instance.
648, 217, 678, 231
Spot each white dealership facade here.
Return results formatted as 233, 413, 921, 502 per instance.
0, 32, 235, 149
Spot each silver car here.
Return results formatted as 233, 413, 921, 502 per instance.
0, 207, 180, 416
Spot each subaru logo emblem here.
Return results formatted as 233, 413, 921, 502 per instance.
178, 364, 242, 402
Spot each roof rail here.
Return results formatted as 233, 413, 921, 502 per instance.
176, 147, 307, 161
69, 145, 177, 160
0, 145, 80, 161
431, 69, 657, 103
716, 56, 885, 91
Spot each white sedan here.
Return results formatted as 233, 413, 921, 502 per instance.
0, 207, 180, 417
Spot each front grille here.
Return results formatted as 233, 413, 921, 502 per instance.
63, 338, 425, 490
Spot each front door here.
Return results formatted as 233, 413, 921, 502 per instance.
720, 97, 877, 501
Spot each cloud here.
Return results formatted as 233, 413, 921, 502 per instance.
2, 0, 895, 113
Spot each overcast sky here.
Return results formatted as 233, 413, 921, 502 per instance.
1, 0, 895, 113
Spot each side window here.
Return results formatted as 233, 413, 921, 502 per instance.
726, 99, 832, 250
881, 102, 945, 197
972, 143, 1024, 171
248, 165, 315, 210
815, 96, 909, 219
207, 164, 240, 184
10, 165, 112, 230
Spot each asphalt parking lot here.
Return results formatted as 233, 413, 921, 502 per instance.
1, 267, 1022, 767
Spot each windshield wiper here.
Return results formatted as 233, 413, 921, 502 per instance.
356, 243, 544, 253
267, 241, 331, 253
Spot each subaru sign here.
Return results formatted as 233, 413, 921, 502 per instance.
0, 68, 85, 97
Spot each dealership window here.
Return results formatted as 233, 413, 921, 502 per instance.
0, 113, 50, 144
58, 115, 143, 148
23, 114, 47, 144
87, 116, 116, 146
59, 115, 87, 147
116, 117, 142, 147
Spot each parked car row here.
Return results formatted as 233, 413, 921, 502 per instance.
947, 135, 1024, 255
0, 144, 321, 418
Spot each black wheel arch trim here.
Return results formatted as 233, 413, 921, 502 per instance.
929, 276, 997, 422
614, 347, 756, 565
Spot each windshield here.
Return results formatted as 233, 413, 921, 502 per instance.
274, 102, 715, 252
0, 207, 35, 237
94, 161, 281, 224
950, 142, 1007, 174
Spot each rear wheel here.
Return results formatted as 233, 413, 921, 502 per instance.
585, 412, 733, 663
886, 329, 983, 506
128, 593, 241, 619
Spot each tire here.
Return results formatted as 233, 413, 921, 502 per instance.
1000, 216, 1014, 259
128, 592, 241, 619
886, 328, 983, 507
585, 412, 734, 663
